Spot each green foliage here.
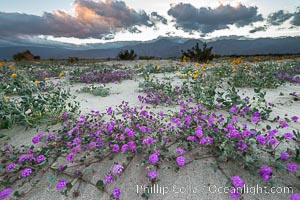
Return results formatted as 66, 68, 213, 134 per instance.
78, 85, 110, 97
0, 63, 78, 129
181, 42, 213, 62
137, 65, 178, 75
139, 56, 158, 60
13, 50, 40, 61
190, 73, 217, 109
67, 57, 79, 64
212, 61, 300, 89
0, 87, 78, 129
117, 49, 137, 60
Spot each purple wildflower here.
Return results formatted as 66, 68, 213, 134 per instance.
111, 144, 120, 153
187, 136, 196, 141
104, 173, 114, 184
231, 176, 245, 188
20, 168, 32, 178
56, 179, 67, 190
279, 120, 289, 128
18, 154, 31, 163
121, 144, 128, 152
88, 142, 96, 148
57, 165, 65, 170
215, 104, 221, 109
291, 116, 299, 122
127, 141, 136, 152
285, 163, 298, 172
280, 152, 289, 160
112, 164, 124, 175
112, 187, 120, 199
72, 137, 81, 145
256, 135, 267, 145
195, 126, 203, 138
66, 153, 75, 162
251, 116, 260, 123
269, 139, 278, 146
35, 155, 45, 163
147, 169, 158, 180
47, 133, 54, 139
199, 137, 207, 145
5, 163, 16, 172
176, 147, 184, 155
149, 153, 159, 164
229, 189, 241, 200
290, 193, 300, 200
267, 129, 278, 137
142, 137, 154, 145
229, 105, 238, 114
32, 136, 39, 144
176, 156, 185, 166
237, 141, 247, 151
107, 107, 113, 115
0, 188, 12, 200
283, 132, 295, 139
124, 128, 135, 138
258, 165, 272, 181
61, 112, 67, 119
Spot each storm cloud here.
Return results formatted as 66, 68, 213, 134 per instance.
291, 8, 300, 26
266, 7, 300, 27
150, 12, 168, 25
249, 26, 267, 33
0, 0, 160, 39
167, 3, 263, 33
267, 10, 293, 25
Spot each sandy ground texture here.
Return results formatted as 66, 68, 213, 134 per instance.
1, 60, 300, 200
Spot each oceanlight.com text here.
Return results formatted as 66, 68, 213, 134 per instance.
136, 184, 293, 195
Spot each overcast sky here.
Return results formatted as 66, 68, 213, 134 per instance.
0, 0, 299, 44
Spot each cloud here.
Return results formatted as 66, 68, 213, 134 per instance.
167, 3, 263, 33
267, 10, 293, 25
249, 26, 267, 33
0, 0, 159, 39
150, 12, 167, 25
266, 7, 300, 27
291, 7, 300, 26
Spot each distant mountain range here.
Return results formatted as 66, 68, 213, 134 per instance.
1, 36, 300, 60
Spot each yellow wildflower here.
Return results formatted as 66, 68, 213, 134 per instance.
0, 61, 3, 68
44, 77, 49, 81
9, 65, 15, 69
194, 69, 199, 74
156, 65, 161, 70
195, 62, 199, 66
230, 57, 242, 65
59, 72, 63, 78
192, 73, 198, 79
182, 74, 187, 78
200, 64, 206, 71
11, 73, 17, 78
4, 96, 9, 102
34, 80, 39, 84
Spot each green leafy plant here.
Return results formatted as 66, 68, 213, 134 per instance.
78, 85, 110, 97
181, 42, 213, 62
117, 49, 137, 60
